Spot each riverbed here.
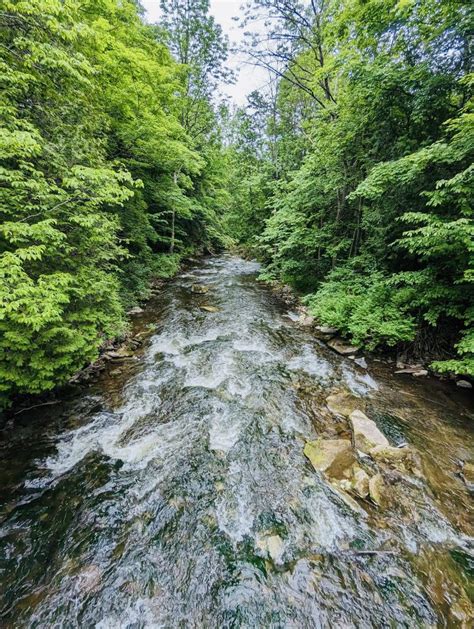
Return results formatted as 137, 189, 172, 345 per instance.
0, 255, 472, 627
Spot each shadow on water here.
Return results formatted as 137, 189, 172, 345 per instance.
0, 255, 473, 627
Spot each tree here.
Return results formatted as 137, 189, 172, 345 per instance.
158, 0, 231, 140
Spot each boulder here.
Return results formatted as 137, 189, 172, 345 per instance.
326, 391, 363, 417
304, 438, 355, 480
327, 337, 360, 355
349, 410, 389, 453
369, 473, 384, 506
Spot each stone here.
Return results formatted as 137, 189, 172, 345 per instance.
315, 325, 338, 335
329, 481, 368, 516
412, 369, 428, 377
256, 534, 284, 563
369, 473, 384, 506
327, 337, 360, 355
462, 462, 474, 485
77, 565, 102, 593
457, 379, 472, 389
326, 391, 363, 417
127, 306, 144, 315
191, 284, 209, 294
352, 466, 370, 498
200, 305, 219, 312
354, 357, 368, 369
304, 438, 355, 479
349, 410, 389, 453
395, 365, 424, 375
104, 350, 133, 360
370, 444, 409, 464
299, 314, 315, 326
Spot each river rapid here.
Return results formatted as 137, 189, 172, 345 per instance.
0, 255, 473, 627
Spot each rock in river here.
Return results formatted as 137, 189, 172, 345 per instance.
315, 325, 338, 336
128, 306, 144, 315
370, 444, 410, 464
352, 466, 370, 498
304, 438, 355, 480
326, 391, 364, 417
327, 337, 360, 355
191, 284, 209, 294
368, 473, 385, 506
256, 534, 284, 564
349, 410, 389, 453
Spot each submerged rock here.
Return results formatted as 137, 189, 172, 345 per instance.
326, 391, 364, 417
349, 410, 389, 453
327, 337, 360, 355
76, 565, 102, 593
304, 438, 355, 479
256, 534, 284, 563
370, 444, 409, 463
200, 304, 220, 312
191, 284, 209, 294
369, 473, 385, 506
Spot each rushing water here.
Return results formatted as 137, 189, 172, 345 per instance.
1, 255, 473, 627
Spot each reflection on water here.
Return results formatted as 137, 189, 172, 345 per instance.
0, 255, 473, 627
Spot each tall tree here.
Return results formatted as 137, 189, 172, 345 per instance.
158, 0, 231, 140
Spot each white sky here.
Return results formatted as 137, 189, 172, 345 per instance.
141, 0, 270, 105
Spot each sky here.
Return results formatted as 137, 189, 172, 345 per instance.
141, 0, 270, 105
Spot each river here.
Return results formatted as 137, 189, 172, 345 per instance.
0, 255, 473, 627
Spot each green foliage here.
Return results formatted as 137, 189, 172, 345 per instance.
304, 270, 416, 349
0, 0, 230, 405
227, 0, 473, 376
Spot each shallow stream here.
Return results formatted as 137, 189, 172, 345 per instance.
0, 255, 473, 627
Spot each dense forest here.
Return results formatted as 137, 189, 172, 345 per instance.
1, 0, 473, 407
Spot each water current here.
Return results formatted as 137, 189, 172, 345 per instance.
0, 255, 473, 627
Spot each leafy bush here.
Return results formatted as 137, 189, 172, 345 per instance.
304, 270, 416, 349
